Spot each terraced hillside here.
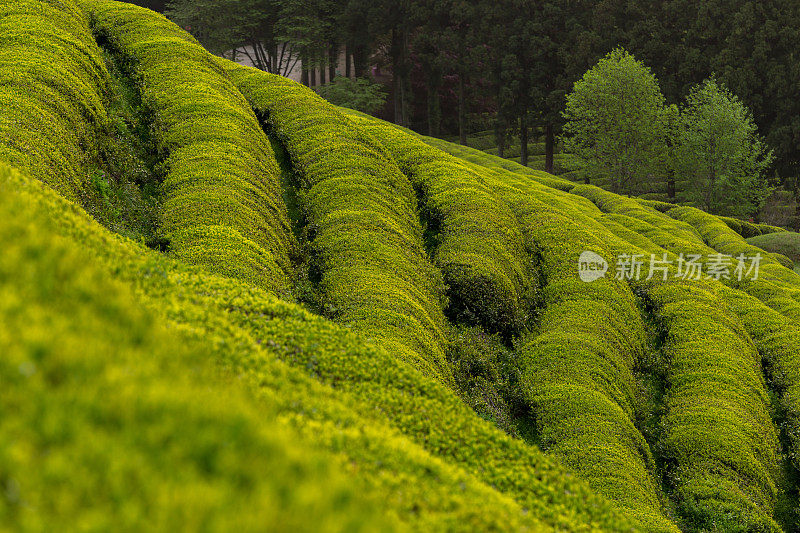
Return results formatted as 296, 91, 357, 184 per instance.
2, 1, 800, 531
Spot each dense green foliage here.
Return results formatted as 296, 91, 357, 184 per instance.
222, 61, 455, 385
0, 1, 110, 200
346, 111, 535, 340
748, 232, 800, 265
563, 48, 669, 195
674, 78, 774, 216
314, 76, 387, 115
85, 0, 297, 295
5, 1, 800, 531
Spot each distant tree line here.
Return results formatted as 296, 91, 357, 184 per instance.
160, 0, 800, 204
564, 49, 774, 217
123, 0, 167, 12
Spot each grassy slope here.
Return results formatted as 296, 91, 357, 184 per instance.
4, 0, 800, 531
1, 1, 635, 531
346, 111, 800, 530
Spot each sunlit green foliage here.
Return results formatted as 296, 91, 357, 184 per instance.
221, 61, 455, 385
673, 78, 775, 217
0, 1, 109, 199
347, 111, 536, 339
6, 1, 800, 531
563, 48, 669, 195
83, 0, 297, 295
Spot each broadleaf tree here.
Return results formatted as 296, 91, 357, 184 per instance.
673, 77, 774, 217
562, 48, 669, 195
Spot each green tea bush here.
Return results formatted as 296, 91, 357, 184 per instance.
0, 162, 395, 532
560, 172, 799, 529
348, 113, 536, 339
424, 132, 798, 527
0, 1, 110, 199
644, 280, 782, 531
511, 220, 675, 530
0, 158, 638, 531
719, 215, 787, 239
723, 288, 800, 474
83, 0, 297, 295
665, 206, 800, 310
748, 232, 800, 264
379, 116, 800, 530
572, 185, 705, 248
468, 172, 677, 529
9, 2, 800, 529
223, 61, 455, 385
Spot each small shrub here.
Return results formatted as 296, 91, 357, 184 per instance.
315, 76, 387, 115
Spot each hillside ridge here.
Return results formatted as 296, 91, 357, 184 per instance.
2, 0, 800, 530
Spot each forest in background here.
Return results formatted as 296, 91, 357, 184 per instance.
126, 0, 800, 223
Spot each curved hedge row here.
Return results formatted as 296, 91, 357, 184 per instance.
222, 62, 454, 385
10, 2, 800, 528
0, 162, 397, 532
723, 287, 800, 476
644, 279, 782, 531
82, 0, 296, 295
568, 187, 800, 326
573, 185, 705, 248
0, 0, 110, 200
357, 110, 800, 529
347, 113, 535, 339
389, 128, 678, 528
0, 153, 641, 531
663, 206, 800, 324
417, 133, 799, 527
513, 207, 674, 530
562, 177, 799, 528
718, 215, 786, 239
448, 172, 672, 528
330, 111, 687, 528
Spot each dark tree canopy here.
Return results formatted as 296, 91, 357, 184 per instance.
160, 0, 800, 205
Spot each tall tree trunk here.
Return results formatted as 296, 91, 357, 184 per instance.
329, 44, 338, 81
520, 111, 529, 167
252, 41, 267, 71
545, 122, 554, 174
391, 29, 401, 124
301, 56, 309, 86
310, 65, 316, 87
354, 44, 366, 78
794, 188, 800, 231
319, 60, 327, 85
345, 43, 352, 79
458, 74, 467, 145
400, 30, 410, 127
400, 78, 409, 127
667, 173, 676, 199
390, 28, 409, 126
427, 70, 441, 137
496, 119, 506, 158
